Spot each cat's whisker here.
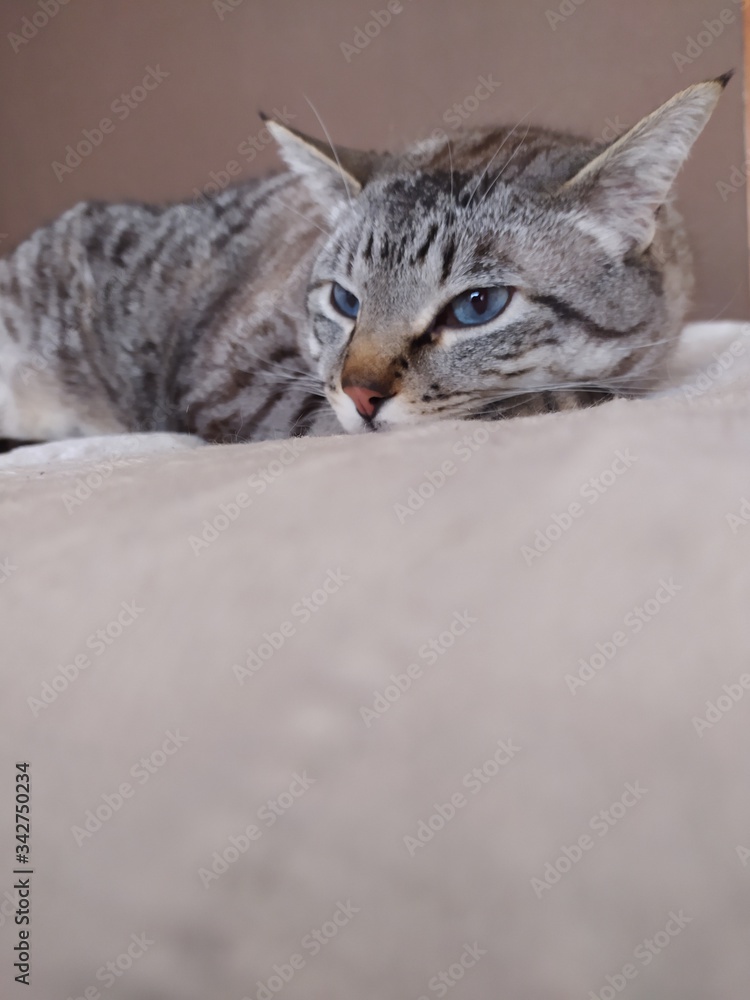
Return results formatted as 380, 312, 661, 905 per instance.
243, 369, 327, 396
605, 336, 677, 352
414, 373, 684, 428
228, 351, 327, 395
428, 373, 675, 422
274, 198, 331, 237
248, 374, 327, 397
288, 401, 328, 436
479, 119, 534, 206
705, 283, 741, 322
247, 360, 322, 384
304, 95, 355, 210
446, 137, 455, 204
230, 337, 325, 383
467, 102, 540, 208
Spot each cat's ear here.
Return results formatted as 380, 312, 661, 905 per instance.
560, 73, 732, 253
261, 113, 379, 202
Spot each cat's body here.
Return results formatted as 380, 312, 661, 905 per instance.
0, 175, 338, 443
0, 76, 729, 444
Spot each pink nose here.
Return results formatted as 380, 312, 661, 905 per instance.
342, 385, 386, 420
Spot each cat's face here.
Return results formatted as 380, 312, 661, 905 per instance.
268, 76, 727, 433
306, 166, 669, 433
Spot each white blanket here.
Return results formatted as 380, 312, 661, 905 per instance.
2, 321, 749, 999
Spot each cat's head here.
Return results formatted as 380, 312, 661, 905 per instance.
266, 75, 730, 433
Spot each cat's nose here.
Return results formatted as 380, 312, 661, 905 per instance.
342, 384, 387, 420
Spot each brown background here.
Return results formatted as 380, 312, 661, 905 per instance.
0, 0, 747, 319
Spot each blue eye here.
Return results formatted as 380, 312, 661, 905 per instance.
444, 286, 512, 327
330, 282, 360, 319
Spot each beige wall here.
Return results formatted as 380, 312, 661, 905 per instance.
0, 0, 747, 318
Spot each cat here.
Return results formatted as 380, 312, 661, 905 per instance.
0, 73, 731, 446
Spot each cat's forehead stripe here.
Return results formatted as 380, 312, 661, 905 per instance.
362, 230, 374, 262
439, 238, 457, 285
414, 224, 439, 262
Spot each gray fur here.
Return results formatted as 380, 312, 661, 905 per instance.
0, 77, 729, 443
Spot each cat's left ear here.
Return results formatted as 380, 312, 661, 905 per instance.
261, 113, 379, 202
560, 73, 732, 253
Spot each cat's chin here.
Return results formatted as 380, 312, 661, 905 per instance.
341, 421, 376, 435
330, 407, 400, 435
328, 400, 370, 435
329, 392, 423, 435
369, 396, 421, 432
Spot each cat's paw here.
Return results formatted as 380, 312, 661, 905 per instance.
0, 432, 204, 471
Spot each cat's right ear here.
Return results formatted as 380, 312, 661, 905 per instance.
261, 113, 379, 203
559, 74, 731, 254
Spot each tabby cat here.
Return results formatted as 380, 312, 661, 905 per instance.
0, 74, 730, 445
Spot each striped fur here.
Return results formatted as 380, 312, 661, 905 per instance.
0, 76, 729, 443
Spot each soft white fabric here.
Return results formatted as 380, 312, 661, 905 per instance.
2, 321, 749, 999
